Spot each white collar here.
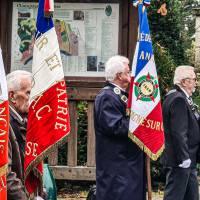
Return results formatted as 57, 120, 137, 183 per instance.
110, 82, 126, 92
9, 105, 24, 123
179, 86, 190, 98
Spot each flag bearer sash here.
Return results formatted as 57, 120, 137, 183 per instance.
128, 2, 164, 161
0, 47, 9, 200
24, 0, 70, 197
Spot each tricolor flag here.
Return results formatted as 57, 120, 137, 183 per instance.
128, 2, 164, 160
0, 47, 9, 199
133, 0, 151, 7
24, 0, 70, 196
44, 0, 54, 18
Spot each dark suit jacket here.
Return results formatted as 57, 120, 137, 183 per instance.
94, 82, 146, 200
7, 107, 27, 200
160, 85, 200, 167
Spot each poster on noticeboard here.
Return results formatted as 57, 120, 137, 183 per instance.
11, 2, 119, 77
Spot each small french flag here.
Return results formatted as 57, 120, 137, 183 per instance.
44, 0, 54, 18
132, 0, 151, 7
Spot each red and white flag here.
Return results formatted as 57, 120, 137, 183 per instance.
0, 47, 9, 199
24, 0, 70, 196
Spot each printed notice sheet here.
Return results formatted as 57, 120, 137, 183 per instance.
11, 2, 119, 77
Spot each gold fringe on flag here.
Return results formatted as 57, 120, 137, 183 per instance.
128, 132, 164, 161
0, 164, 7, 177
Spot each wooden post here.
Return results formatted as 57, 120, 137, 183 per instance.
146, 156, 152, 200
68, 101, 78, 166
48, 148, 58, 166
87, 102, 96, 167
0, 0, 11, 73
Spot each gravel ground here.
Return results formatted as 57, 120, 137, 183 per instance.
56, 180, 165, 200
57, 192, 164, 200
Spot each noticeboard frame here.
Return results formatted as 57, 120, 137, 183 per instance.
1, 0, 138, 87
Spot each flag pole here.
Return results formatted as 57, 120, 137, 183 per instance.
142, 4, 152, 199
143, 1, 152, 198
146, 156, 152, 200
131, 1, 153, 199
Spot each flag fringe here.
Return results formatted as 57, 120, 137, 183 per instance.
24, 131, 70, 197
25, 132, 70, 178
0, 164, 7, 177
128, 132, 164, 161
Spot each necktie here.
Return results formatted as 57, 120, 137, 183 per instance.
188, 97, 200, 120
187, 97, 193, 106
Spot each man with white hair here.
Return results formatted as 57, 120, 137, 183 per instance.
94, 55, 146, 200
6, 70, 32, 200
161, 66, 200, 200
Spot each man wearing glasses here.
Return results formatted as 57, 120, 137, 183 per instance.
6, 70, 32, 200
94, 55, 146, 200
161, 66, 200, 200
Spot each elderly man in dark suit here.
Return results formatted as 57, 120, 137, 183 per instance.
94, 55, 146, 200
6, 70, 32, 200
161, 65, 200, 200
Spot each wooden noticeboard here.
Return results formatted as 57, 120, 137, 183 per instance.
0, 0, 138, 83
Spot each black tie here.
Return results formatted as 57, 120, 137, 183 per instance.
187, 97, 193, 106
188, 97, 200, 120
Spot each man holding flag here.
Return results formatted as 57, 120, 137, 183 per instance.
94, 55, 146, 200
94, 0, 165, 198
0, 47, 9, 200
24, 0, 70, 198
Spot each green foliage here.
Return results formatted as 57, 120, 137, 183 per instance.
58, 101, 88, 166
153, 43, 176, 97
77, 101, 88, 166
58, 144, 67, 165
147, 0, 199, 92
149, 0, 186, 65
149, 0, 197, 67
